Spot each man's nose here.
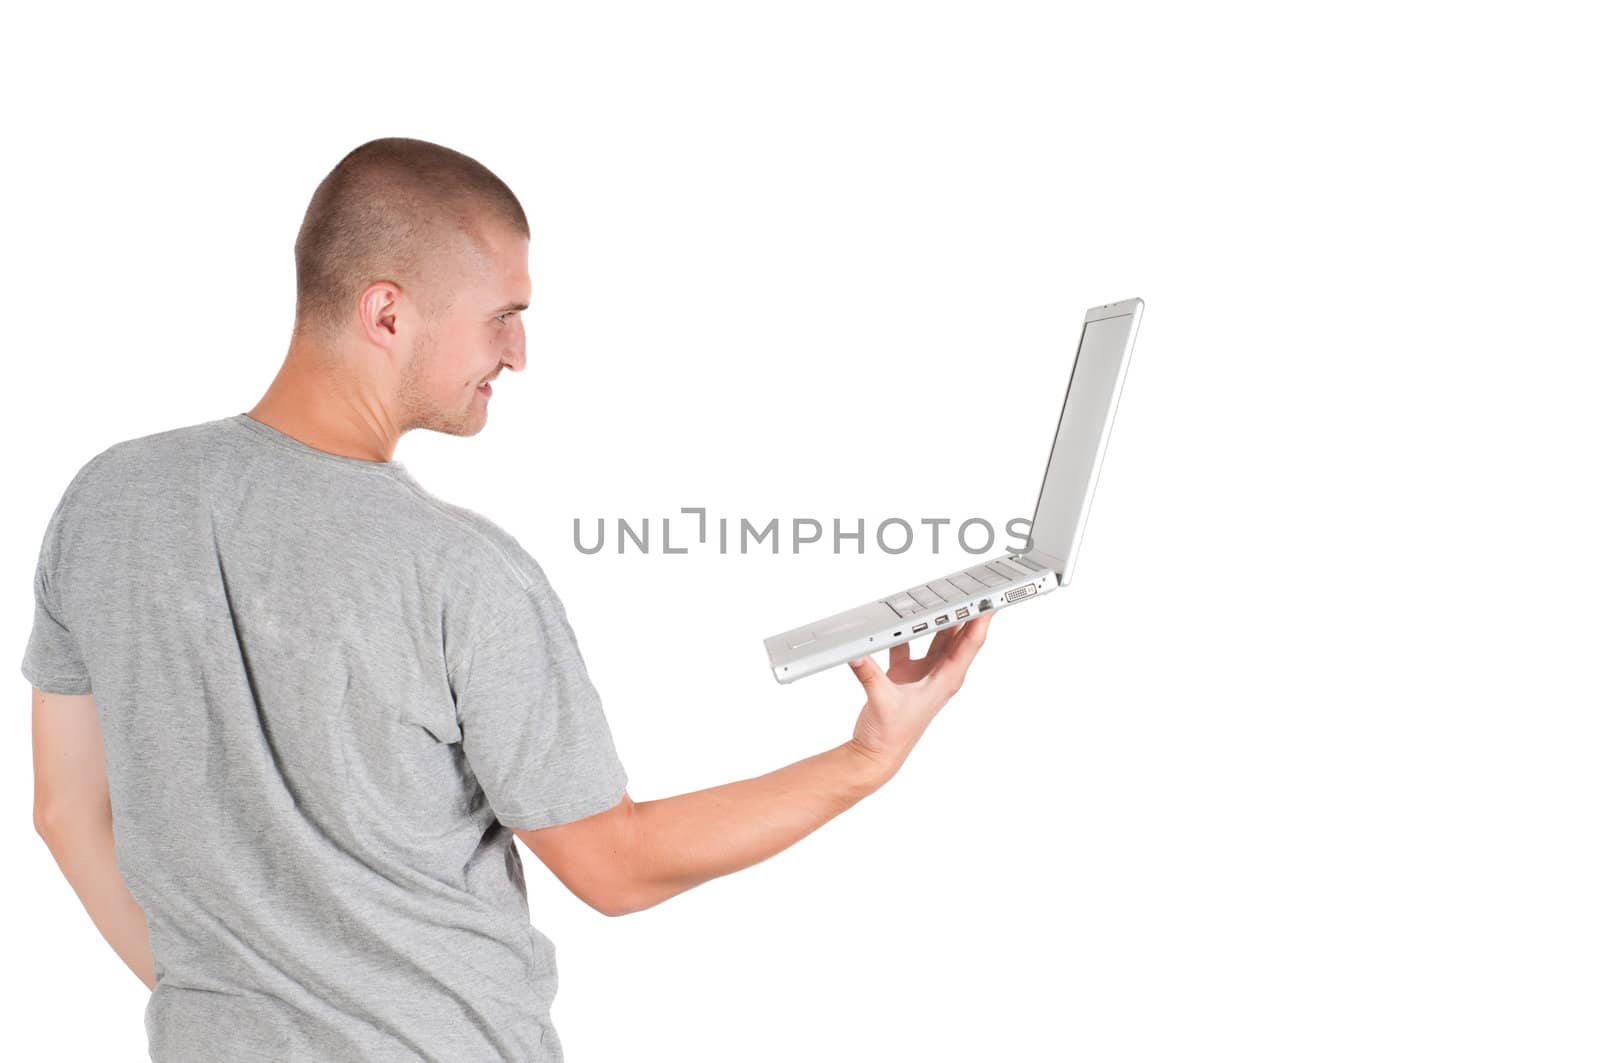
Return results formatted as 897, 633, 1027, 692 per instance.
506, 324, 528, 372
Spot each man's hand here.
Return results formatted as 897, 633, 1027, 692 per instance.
846, 611, 994, 784
517, 612, 993, 916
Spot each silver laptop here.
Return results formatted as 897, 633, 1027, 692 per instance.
763, 297, 1144, 683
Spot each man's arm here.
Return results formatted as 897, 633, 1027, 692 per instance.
31, 687, 156, 991
618, 739, 886, 916
518, 613, 992, 916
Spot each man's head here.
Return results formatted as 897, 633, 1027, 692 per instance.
289, 137, 531, 438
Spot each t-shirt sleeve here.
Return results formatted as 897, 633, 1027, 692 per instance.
450, 567, 628, 831
20, 509, 92, 696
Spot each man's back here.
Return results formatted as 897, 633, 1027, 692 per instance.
22, 412, 629, 1061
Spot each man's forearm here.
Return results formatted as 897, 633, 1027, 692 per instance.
37, 815, 156, 990
618, 740, 888, 915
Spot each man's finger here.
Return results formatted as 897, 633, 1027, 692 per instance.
848, 653, 891, 696
926, 625, 960, 659
888, 641, 911, 670
934, 612, 993, 685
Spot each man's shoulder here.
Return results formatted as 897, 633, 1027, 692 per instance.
43, 418, 222, 514
386, 482, 555, 603
65, 416, 233, 488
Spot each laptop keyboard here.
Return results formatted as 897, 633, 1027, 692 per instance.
884, 555, 1046, 619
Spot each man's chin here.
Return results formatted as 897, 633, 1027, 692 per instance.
411, 409, 487, 438
446, 417, 487, 438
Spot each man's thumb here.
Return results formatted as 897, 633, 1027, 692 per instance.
848, 654, 888, 694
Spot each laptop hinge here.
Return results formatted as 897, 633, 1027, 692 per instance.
1022, 547, 1066, 582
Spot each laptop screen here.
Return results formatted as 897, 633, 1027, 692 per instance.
1026, 305, 1141, 582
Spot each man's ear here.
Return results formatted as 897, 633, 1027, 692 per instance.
359, 280, 405, 346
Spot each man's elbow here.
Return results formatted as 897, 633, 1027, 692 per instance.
33, 808, 96, 855
598, 836, 658, 917
33, 802, 86, 841
513, 793, 654, 918
596, 876, 653, 918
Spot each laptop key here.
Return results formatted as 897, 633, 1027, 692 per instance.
887, 594, 920, 617
967, 567, 1007, 588
928, 578, 961, 601
909, 586, 942, 608
948, 572, 984, 595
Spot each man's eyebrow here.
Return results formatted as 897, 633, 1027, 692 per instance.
492, 301, 529, 314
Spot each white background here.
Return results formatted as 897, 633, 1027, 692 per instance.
6, 2, 1597, 1060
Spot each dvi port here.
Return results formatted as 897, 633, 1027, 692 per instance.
1004, 584, 1037, 603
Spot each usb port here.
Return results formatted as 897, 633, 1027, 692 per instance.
955, 607, 970, 619
935, 614, 949, 625
913, 622, 928, 633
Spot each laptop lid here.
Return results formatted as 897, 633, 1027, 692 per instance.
1023, 297, 1143, 583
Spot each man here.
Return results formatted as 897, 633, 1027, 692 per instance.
25, 136, 993, 1061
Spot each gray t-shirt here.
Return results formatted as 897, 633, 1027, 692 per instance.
21, 412, 629, 1062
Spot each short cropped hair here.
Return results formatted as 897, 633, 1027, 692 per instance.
292, 137, 529, 341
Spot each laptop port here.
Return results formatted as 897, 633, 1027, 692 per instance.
893, 630, 903, 637
913, 622, 928, 633
955, 607, 970, 620
978, 598, 993, 612
1005, 584, 1037, 603
935, 614, 949, 625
